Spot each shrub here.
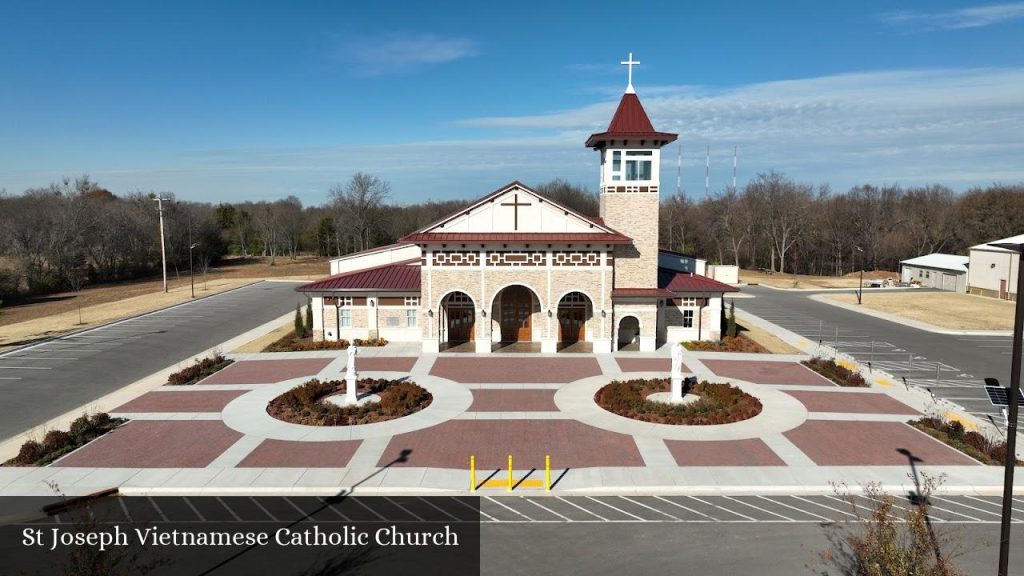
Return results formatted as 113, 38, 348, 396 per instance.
5, 412, 125, 467
264, 333, 351, 352
910, 416, 1020, 466
267, 377, 431, 426
294, 304, 303, 336
682, 334, 768, 353
15, 440, 43, 466
352, 337, 388, 347
802, 357, 868, 387
595, 378, 761, 425
726, 300, 737, 338
305, 300, 313, 335
166, 354, 234, 385
42, 430, 73, 454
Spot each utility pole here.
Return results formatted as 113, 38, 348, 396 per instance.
991, 240, 1024, 576
153, 196, 170, 293
188, 216, 197, 299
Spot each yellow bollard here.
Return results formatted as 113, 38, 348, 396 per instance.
470, 455, 476, 492
545, 454, 551, 492
507, 454, 513, 492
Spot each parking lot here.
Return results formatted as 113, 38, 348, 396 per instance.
737, 286, 1014, 428
0, 281, 305, 441
25, 494, 1024, 526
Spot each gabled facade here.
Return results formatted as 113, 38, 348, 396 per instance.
297, 55, 739, 353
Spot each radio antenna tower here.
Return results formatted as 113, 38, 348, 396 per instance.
704, 144, 710, 199
732, 145, 738, 192
677, 142, 682, 196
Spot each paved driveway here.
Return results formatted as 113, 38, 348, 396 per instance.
0, 281, 306, 442
735, 286, 1014, 424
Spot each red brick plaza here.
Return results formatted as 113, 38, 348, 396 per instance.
52, 354, 980, 475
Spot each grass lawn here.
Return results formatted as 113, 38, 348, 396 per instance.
0, 255, 329, 350
822, 291, 1014, 330
739, 268, 897, 289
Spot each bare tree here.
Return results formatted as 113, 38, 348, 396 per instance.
329, 173, 391, 252
745, 171, 812, 273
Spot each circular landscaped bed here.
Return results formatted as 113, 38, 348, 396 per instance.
268, 378, 432, 426
594, 378, 762, 425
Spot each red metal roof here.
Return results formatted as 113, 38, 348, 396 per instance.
611, 288, 675, 299
296, 260, 421, 293
401, 232, 632, 245
658, 268, 739, 293
586, 93, 678, 148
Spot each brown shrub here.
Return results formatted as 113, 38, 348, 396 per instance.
595, 378, 761, 425
910, 416, 1019, 466
167, 354, 234, 386
264, 333, 351, 352
682, 334, 768, 353
5, 412, 125, 467
802, 357, 868, 387
15, 440, 43, 466
267, 377, 431, 426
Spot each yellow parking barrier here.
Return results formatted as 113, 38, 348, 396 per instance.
545, 455, 551, 492
507, 454, 513, 492
470, 455, 476, 492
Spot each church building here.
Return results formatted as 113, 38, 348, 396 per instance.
297, 54, 738, 353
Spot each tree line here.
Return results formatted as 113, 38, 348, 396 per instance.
1, 171, 1021, 301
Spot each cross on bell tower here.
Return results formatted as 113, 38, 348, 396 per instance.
621, 52, 640, 94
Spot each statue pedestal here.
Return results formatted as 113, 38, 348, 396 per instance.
325, 393, 380, 408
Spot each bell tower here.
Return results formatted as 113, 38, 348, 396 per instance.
586, 52, 677, 288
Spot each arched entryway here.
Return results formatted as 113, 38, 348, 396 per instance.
557, 292, 592, 345
492, 285, 540, 343
440, 291, 475, 347
617, 315, 640, 351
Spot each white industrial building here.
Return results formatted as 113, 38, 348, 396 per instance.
967, 233, 1022, 301
899, 254, 969, 292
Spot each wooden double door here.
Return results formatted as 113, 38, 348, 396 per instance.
558, 307, 586, 343
447, 307, 474, 342
499, 286, 534, 342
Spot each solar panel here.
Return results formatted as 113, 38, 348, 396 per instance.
985, 387, 1024, 407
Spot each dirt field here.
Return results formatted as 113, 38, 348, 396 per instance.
230, 319, 295, 353
740, 269, 898, 289
822, 292, 1015, 330
0, 256, 330, 350
737, 322, 800, 354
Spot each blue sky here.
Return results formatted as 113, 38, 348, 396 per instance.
1, 0, 1022, 205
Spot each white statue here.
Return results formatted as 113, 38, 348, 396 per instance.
345, 345, 359, 404
670, 342, 685, 403
670, 342, 684, 377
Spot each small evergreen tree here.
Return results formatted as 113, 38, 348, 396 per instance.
294, 303, 303, 337
726, 300, 737, 338
305, 300, 313, 336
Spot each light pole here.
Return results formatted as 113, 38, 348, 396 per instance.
855, 246, 864, 305
153, 196, 170, 293
991, 240, 1024, 576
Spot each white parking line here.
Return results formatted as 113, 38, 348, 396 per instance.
317, 498, 351, 521
938, 497, 1012, 520
524, 498, 571, 521
689, 496, 756, 521
557, 496, 608, 521
0, 366, 52, 370
456, 497, 499, 522
0, 377, 23, 380
652, 495, 716, 520
586, 496, 647, 521
417, 497, 461, 522
5, 357, 78, 361
486, 496, 533, 521
792, 496, 857, 518
724, 496, 795, 521
351, 497, 389, 521
620, 496, 682, 521
760, 496, 832, 522
385, 496, 425, 521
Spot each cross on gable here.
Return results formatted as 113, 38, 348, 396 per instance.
500, 193, 531, 231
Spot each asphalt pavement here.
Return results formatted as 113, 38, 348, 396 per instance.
736, 286, 1015, 426
0, 281, 306, 442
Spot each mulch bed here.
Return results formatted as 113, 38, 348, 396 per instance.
594, 378, 762, 425
909, 417, 1020, 466
801, 357, 868, 387
682, 334, 768, 353
166, 354, 234, 385
263, 333, 388, 352
268, 377, 431, 426
4, 413, 126, 467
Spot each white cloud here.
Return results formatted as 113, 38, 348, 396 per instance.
7, 68, 1023, 204
333, 32, 477, 76
880, 2, 1024, 31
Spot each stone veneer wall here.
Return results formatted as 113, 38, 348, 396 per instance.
601, 192, 659, 289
